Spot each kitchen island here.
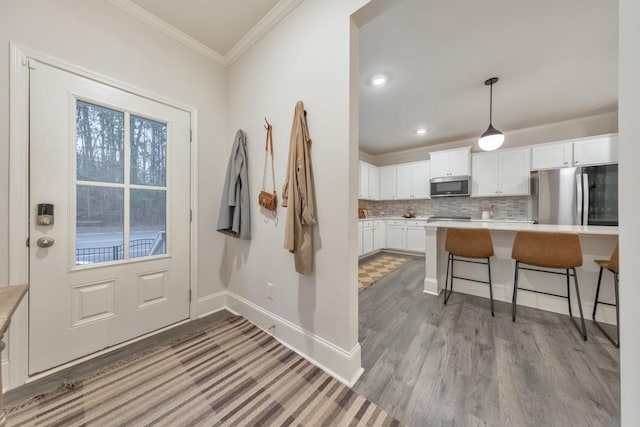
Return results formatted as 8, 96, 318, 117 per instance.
424, 221, 619, 324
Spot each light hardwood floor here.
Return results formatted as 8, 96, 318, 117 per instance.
5, 310, 235, 405
353, 255, 620, 427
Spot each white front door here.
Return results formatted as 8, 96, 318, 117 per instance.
28, 61, 191, 374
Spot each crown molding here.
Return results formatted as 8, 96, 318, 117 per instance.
105, 0, 303, 68
224, 0, 304, 66
366, 110, 619, 161
105, 0, 226, 66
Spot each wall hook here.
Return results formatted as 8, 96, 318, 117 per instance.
264, 117, 271, 130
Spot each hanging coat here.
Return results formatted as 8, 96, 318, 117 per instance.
282, 101, 316, 275
217, 130, 251, 239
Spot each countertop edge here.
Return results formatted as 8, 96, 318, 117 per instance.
424, 221, 619, 236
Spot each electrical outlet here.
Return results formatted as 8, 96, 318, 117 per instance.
267, 283, 274, 300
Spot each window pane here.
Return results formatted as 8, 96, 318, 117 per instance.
130, 189, 167, 258
76, 101, 124, 183
130, 116, 167, 186
76, 186, 124, 265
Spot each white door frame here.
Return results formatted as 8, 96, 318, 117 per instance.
7, 43, 200, 389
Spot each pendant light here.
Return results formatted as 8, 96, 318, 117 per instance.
478, 77, 505, 151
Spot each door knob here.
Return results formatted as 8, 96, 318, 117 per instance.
37, 237, 55, 248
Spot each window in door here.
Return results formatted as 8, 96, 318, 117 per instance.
75, 101, 168, 265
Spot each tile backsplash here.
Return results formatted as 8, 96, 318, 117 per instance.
359, 196, 531, 220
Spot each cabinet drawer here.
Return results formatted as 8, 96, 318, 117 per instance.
362, 220, 373, 228
406, 220, 427, 227
386, 220, 406, 226
374, 220, 384, 227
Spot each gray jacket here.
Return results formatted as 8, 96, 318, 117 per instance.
217, 130, 251, 239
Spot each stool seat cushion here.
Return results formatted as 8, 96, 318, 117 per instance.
594, 244, 619, 273
445, 228, 494, 259
511, 231, 583, 268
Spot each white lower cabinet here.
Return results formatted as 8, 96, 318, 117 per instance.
359, 219, 426, 256
385, 221, 406, 250
405, 221, 427, 252
373, 220, 385, 250
363, 223, 374, 254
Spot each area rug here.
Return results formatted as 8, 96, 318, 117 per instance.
358, 253, 411, 293
7, 316, 400, 426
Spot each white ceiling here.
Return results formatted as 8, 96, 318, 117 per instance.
130, 0, 280, 54
358, 0, 618, 155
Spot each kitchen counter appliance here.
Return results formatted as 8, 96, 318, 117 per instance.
531, 165, 618, 226
430, 176, 471, 197
426, 215, 471, 223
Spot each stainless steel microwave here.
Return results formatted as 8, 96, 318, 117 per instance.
430, 175, 471, 197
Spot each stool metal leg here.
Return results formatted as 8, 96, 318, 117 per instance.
566, 269, 573, 318
614, 272, 620, 347
512, 261, 519, 321
444, 253, 453, 304
487, 257, 494, 317
571, 268, 587, 341
592, 267, 620, 347
592, 267, 604, 320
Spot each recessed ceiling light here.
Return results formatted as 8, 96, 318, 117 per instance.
371, 74, 388, 87
415, 128, 428, 136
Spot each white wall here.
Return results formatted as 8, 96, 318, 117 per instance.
366, 111, 617, 166
0, 0, 229, 384
619, 0, 640, 425
225, 0, 369, 383
0, 0, 228, 299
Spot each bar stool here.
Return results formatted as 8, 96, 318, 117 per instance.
511, 231, 587, 340
592, 244, 619, 347
444, 228, 495, 316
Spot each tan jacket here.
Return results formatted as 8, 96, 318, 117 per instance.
282, 101, 316, 275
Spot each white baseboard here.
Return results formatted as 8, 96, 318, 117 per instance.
450, 279, 617, 325
225, 292, 363, 387
196, 291, 227, 318
423, 278, 439, 295
2, 359, 8, 393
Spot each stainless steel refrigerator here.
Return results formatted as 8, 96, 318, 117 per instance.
531, 165, 618, 226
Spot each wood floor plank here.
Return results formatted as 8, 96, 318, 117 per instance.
354, 256, 621, 427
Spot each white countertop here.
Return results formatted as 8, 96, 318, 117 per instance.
359, 216, 430, 221
359, 216, 531, 222
470, 219, 534, 224
425, 221, 618, 236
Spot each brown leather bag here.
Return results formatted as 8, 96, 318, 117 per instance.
259, 190, 277, 211
259, 124, 277, 213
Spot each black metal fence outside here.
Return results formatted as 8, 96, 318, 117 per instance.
76, 237, 163, 264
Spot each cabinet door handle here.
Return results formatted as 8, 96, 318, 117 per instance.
574, 160, 579, 164
564, 161, 569, 165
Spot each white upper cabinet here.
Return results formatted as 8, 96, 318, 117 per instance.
449, 147, 472, 176
379, 166, 397, 200
378, 161, 429, 200
368, 163, 380, 199
573, 134, 618, 166
359, 161, 369, 198
359, 161, 379, 200
412, 161, 430, 198
472, 152, 499, 196
429, 147, 471, 178
530, 134, 618, 170
498, 149, 531, 195
531, 142, 573, 170
393, 161, 430, 200
395, 164, 413, 199
472, 148, 530, 197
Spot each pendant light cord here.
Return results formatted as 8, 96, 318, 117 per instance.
489, 80, 493, 125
